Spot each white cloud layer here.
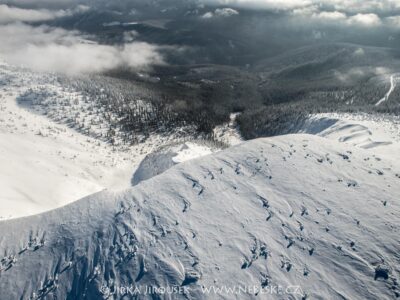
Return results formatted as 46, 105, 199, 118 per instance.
202, 0, 400, 13
303, 11, 382, 27
4, 0, 80, 9
385, 16, 400, 28
201, 0, 400, 28
201, 0, 311, 10
0, 4, 88, 24
202, 7, 239, 18
319, 0, 400, 14
0, 23, 165, 75
347, 13, 381, 27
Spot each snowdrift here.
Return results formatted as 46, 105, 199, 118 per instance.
0, 134, 399, 299
132, 142, 214, 186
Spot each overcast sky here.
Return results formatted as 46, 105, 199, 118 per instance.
0, 1, 167, 74
200, 0, 400, 27
0, 0, 399, 74
2, 0, 400, 27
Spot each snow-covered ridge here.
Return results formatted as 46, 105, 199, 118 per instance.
0, 134, 399, 299
2, 60, 399, 222
1, 61, 399, 299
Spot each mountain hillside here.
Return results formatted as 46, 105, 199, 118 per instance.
0, 134, 399, 299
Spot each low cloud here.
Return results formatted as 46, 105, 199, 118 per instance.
293, 8, 383, 28
347, 13, 381, 27
201, 0, 400, 29
0, 23, 165, 75
311, 11, 347, 21
353, 48, 365, 56
385, 16, 400, 28
0, 4, 89, 24
334, 66, 390, 82
201, 0, 311, 11
201, 0, 400, 14
3, 0, 82, 10
202, 7, 239, 18
320, 0, 400, 15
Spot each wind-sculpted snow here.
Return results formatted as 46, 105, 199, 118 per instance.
303, 113, 400, 158
0, 135, 399, 299
132, 142, 215, 186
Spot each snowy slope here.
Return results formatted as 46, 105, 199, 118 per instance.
301, 113, 400, 158
0, 69, 140, 220
0, 62, 216, 220
0, 134, 399, 299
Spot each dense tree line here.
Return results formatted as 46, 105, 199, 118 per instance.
18, 63, 398, 146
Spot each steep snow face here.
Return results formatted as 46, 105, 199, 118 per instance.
0, 134, 399, 299
132, 142, 215, 186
